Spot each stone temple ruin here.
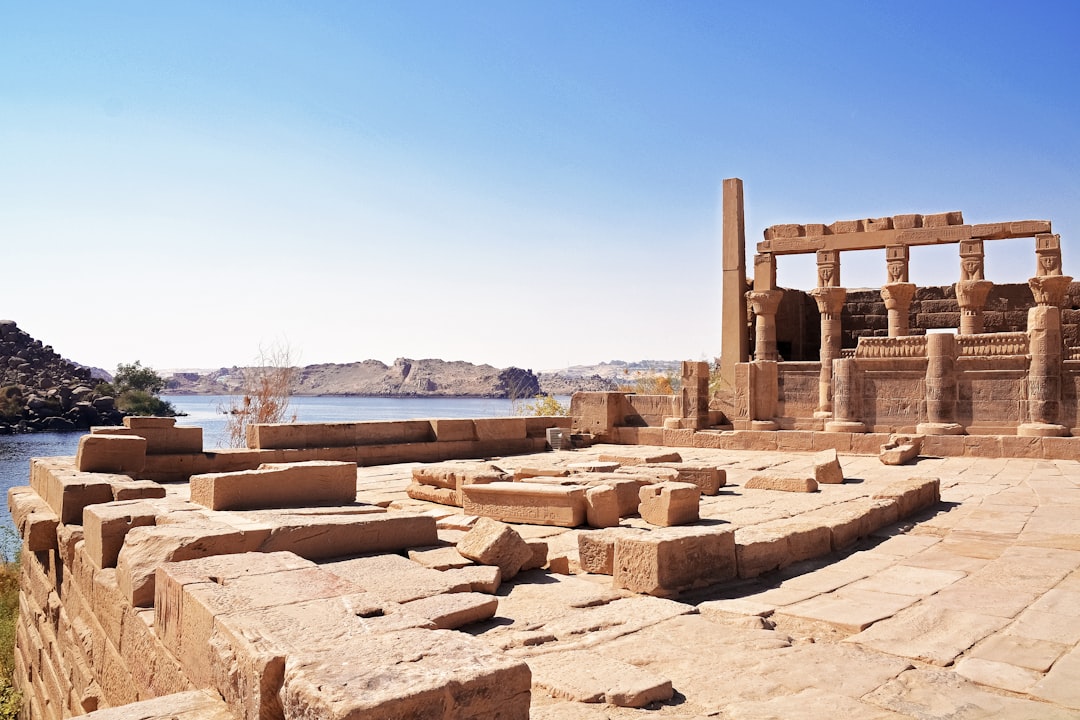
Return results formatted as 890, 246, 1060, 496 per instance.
8, 181, 1080, 718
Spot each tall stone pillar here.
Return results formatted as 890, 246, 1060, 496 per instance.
720, 179, 749, 388
825, 357, 867, 432
956, 239, 992, 335
917, 333, 964, 435
678, 360, 711, 430
1020, 235, 1071, 437
747, 290, 784, 361
881, 283, 916, 337
808, 287, 846, 418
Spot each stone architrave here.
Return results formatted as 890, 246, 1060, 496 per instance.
825, 357, 867, 433
747, 289, 784, 361
880, 282, 916, 337
1018, 305, 1068, 437
917, 333, 963, 435
955, 280, 994, 335
808, 285, 847, 418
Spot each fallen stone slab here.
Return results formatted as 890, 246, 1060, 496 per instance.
613, 526, 737, 596
405, 481, 457, 506
512, 467, 570, 480
813, 448, 844, 484
638, 482, 700, 527
411, 462, 507, 506
256, 512, 438, 560
528, 649, 673, 707
462, 481, 587, 527
189, 461, 358, 511
76, 434, 147, 474
401, 591, 499, 629
744, 475, 818, 493
652, 463, 726, 495
532, 473, 643, 517
407, 545, 473, 570
880, 434, 923, 466
321, 552, 470, 603
599, 451, 682, 465
457, 517, 534, 580
441, 564, 501, 594
568, 460, 620, 473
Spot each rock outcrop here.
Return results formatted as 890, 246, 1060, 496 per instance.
0, 320, 123, 432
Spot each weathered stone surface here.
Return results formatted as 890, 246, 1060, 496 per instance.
528, 649, 673, 707
441, 564, 501, 594
462, 481, 587, 527
254, 511, 438, 560
76, 434, 147, 474
407, 545, 473, 570
812, 448, 844, 484
322, 552, 470, 603
613, 526, 736, 596
190, 460, 358, 511
653, 463, 726, 495
598, 451, 681, 465
401, 591, 499, 629
457, 517, 534, 580
68, 689, 235, 719
879, 434, 923, 466
745, 475, 818, 493
578, 529, 620, 575
82, 500, 158, 569
638, 482, 700, 526
847, 605, 1009, 665
7, 486, 59, 552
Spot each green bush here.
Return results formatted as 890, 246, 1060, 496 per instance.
514, 394, 568, 416
116, 389, 176, 416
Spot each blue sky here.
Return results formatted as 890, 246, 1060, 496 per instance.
2, 2, 1078, 373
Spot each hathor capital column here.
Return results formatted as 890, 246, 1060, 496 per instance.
881, 245, 916, 337
955, 240, 993, 335
1020, 233, 1071, 437
808, 250, 846, 419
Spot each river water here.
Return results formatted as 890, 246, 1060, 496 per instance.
0, 394, 563, 556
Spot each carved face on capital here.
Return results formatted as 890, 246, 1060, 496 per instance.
1039, 253, 1062, 276
818, 265, 835, 286
887, 261, 905, 283
961, 258, 983, 281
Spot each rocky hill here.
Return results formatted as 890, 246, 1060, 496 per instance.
0, 320, 124, 432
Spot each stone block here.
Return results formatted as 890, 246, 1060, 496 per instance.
613, 526, 737, 596
456, 517, 533, 580
578, 529, 619, 575
93, 422, 204, 455
662, 428, 695, 447
512, 467, 569, 480
522, 539, 548, 571
401, 592, 499, 630
429, 418, 476, 442
653, 463, 725, 495
322, 553, 470, 603
257, 512, 438, 560
472, 417, 527, 441
76, 434, 147, 474
873, 477, 940, 517
638, 482, 700, 527
524, 415, 571, 438
405, 481, 458, 506
7, 486, 59, 552
407, 546, 473, 570
189, 461, 357, 511
110, 478, 166, 501
879, 434, 923, 465
528, 649, 673, 707
441, 564, 501, 594
82, 500, 159, 569
585, 485, 620, 528
598, 451, 682, 465
745, 475, 818, 493
64, 690, 235, 720
461, 481, 587, 527
31, 458, 117, 524
813, 448, 844, 484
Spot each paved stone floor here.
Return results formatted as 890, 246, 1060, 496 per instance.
356, 444, 1080, 719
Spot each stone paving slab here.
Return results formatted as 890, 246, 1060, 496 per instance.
846, 605, 1010, 666
776, 587, 918, 632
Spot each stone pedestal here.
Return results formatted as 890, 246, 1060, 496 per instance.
1019, 303, 1068, 437
917, 333, 964, 435
880, 282, 916, 337
1028, 275, 1072, 308
808, 286, 846, 418
747, 290, 784, 361
678, 361, 710, 430
955, 280, 993, 335
824, 357, 866, 433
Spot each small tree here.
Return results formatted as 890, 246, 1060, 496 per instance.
114, 361, 165, 394
109, 361, 176, 416
221, 343, 298, 448
514, 394, 568, 417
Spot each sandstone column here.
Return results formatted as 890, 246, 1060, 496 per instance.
720, 179, 749, 388
824, 357, 867, 432
747, 289, 784, 361
1019, 234, 1071, 437
917, 333, 963, 435
678, 360, 711, 430
808, 250, 845, 418
881, 283, 916, 337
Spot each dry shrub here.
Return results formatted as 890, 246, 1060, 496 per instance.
617, 370, 679, 395
220, 343, 298, 448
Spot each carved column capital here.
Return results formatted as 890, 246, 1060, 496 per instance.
880, 282, 916, 310
746, 289, 784, 316
808, 286, 847, 316
1028, 275, 1072, 307
955, 280, 993, 310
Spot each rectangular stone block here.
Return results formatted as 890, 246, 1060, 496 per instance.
524, 415, 571, 438
322, 553, 470, 604
462, 481, 587, 527
578, 529, 619, 575
472, 417, 527, 441
30, 458, 118, 524
93, 423, 204, 454
613, 526, 737, 596
598, 451, 683, 466
76, 434, 147, 473
7, 486, 59, 552
83, 500, 159, 569
653, 464, 725, 495
873, 476, 939, 517
638, 482, 700, 527
189, 461, 358, 511
406, 481, 459, 506
744, 475, 818, 492
429, 418, 476, 442
258, 512, 438, 559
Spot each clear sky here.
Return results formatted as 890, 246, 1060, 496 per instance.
3, 2, 1078, 374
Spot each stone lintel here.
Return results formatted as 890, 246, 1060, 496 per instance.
758, 219, 1048, 256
